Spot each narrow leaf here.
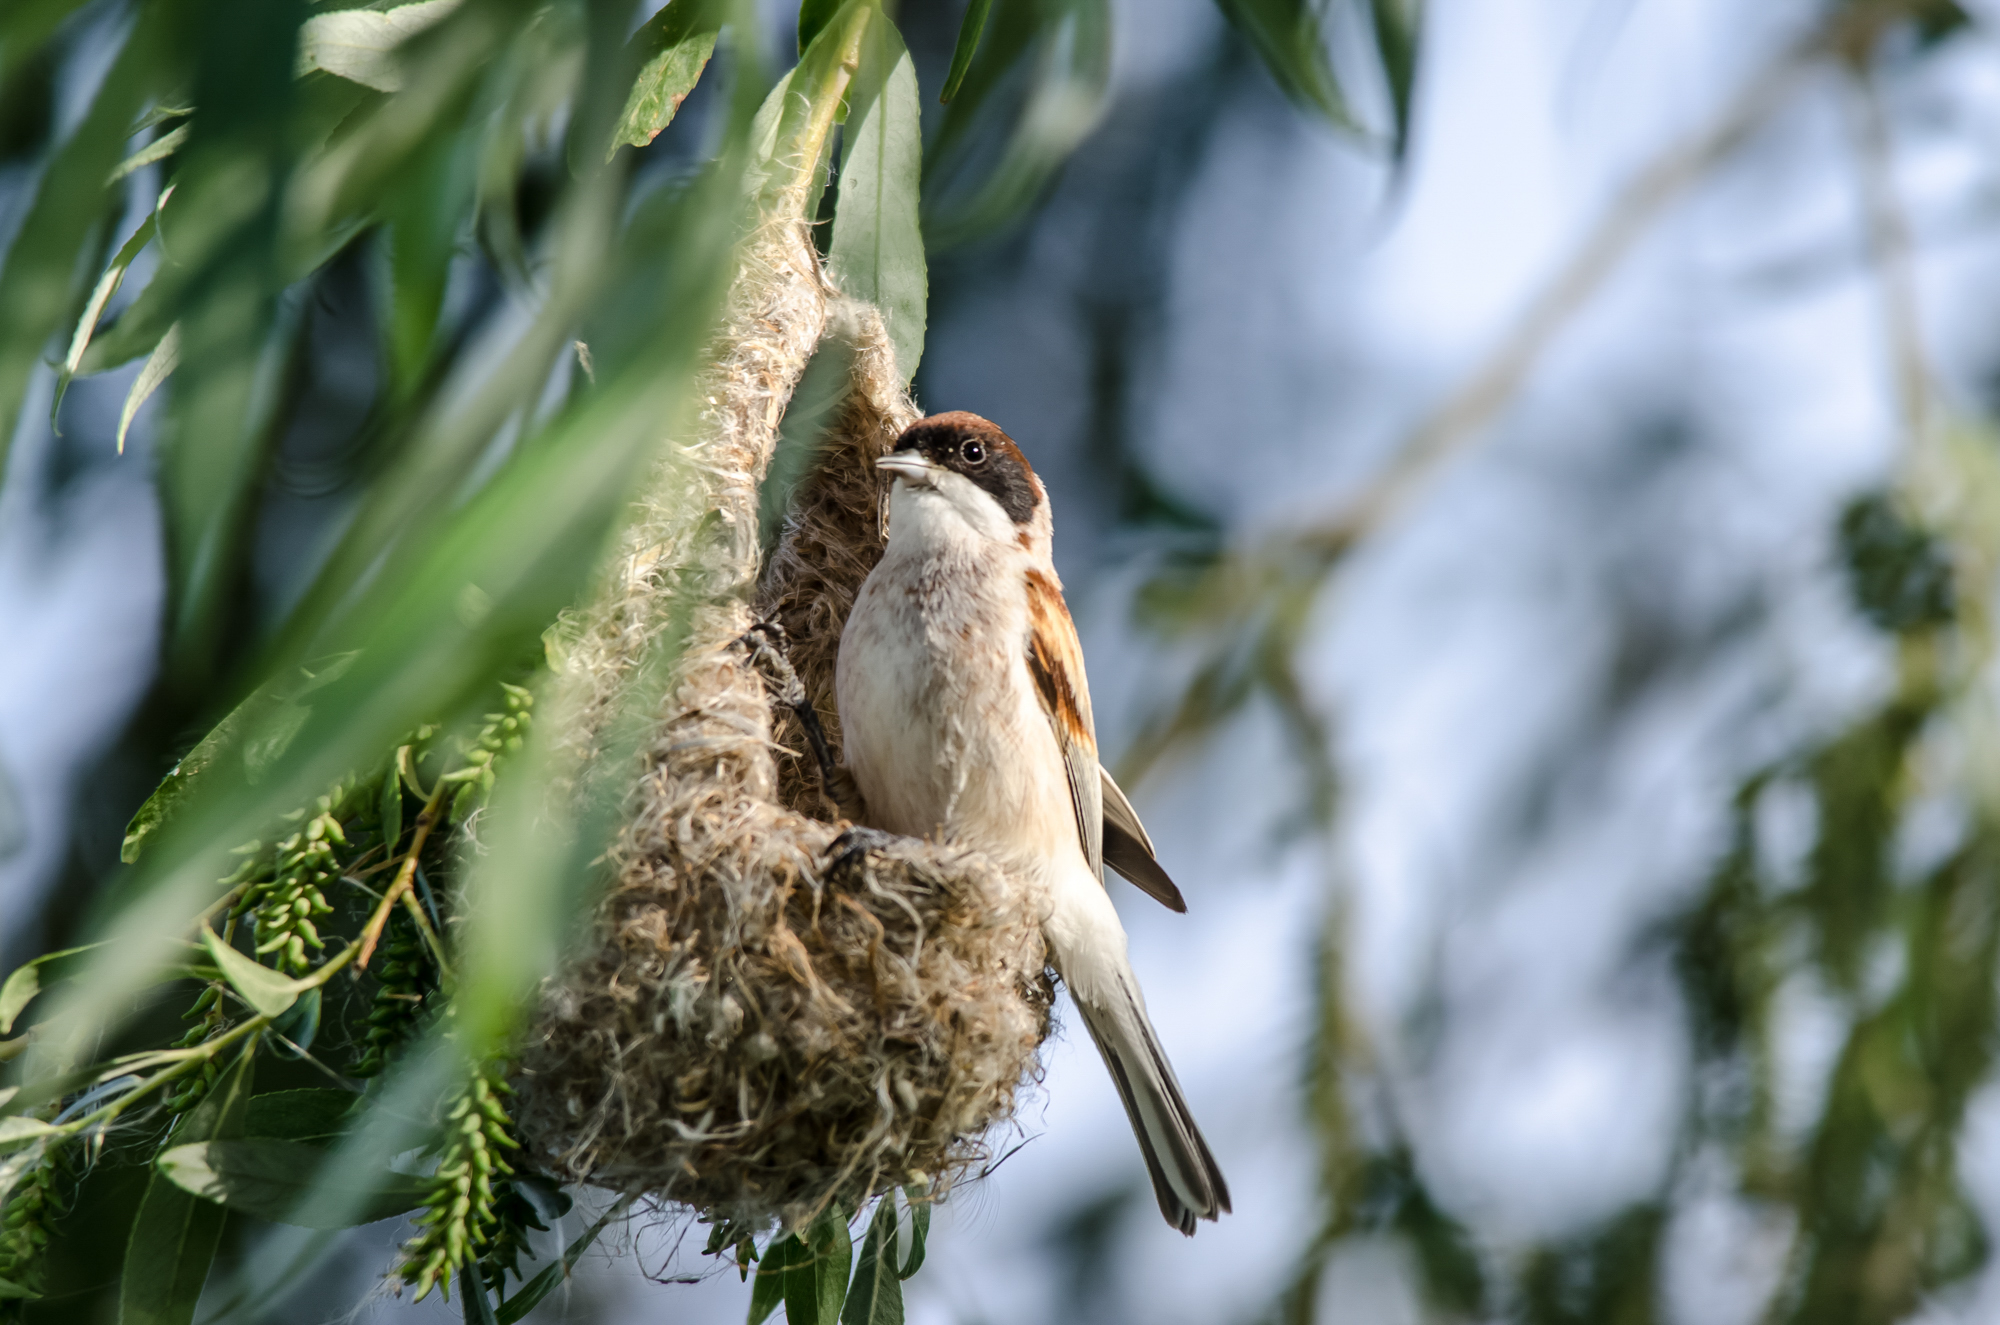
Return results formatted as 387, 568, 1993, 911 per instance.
119, 1046, 255, 1325
826, 10, 926, 383
787, 1210, 852, 1325
797, 0, 845, 54
611, 0, 722, 154
244, 1088, 362, 1143
157, 1138, 426, 1228
0, 1274, 38, 1300
940, 0, 993, 102
0, 1117, 56, 1148
0, 944, 110, 1035
896, 1190, 928, 1280
748, 1235, 801, 1325
379, 761, 405, 851
108, 122, 189, 184
201, 927, 303, 1019
1212, 0, 1356, 130
52, 192, 170, 425
840, 1202, 903, 1325
295, 0, 461, 93
1369, 0, 1421, 158
117, 322, 180, 455
495, 1196, 634, 1325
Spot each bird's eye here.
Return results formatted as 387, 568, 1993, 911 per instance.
961, 441, 986, 465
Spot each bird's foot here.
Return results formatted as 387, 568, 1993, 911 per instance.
822, 826, 899, 882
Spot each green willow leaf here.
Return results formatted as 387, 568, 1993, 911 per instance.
0, 944, 108, 1036
826, 9, 926, 383
939, 0, 994, 103
787, 1210, 852, 1325
1212, 0, 1357, 130
108, 122, 190, 184
53, 193, 168, 425
157, 1138, 426, 1228
0, 1272, 37, 1300
896, 1190, 928, 1280
610, 0, 722, 155
748, 1235, 801, 1325
0, 9, 159, 475
1369, 0, 1421, 158
201, 928, 304, 1020
920, 0, 1109, 247
295, 0, 461, 93
493, 1196, 631, 1325
244, 1089, 362, 1143
120, 1045, 255, 1325
839, 1202, 903, 1325
797, 0, 847, 54
116, 322, 180, 455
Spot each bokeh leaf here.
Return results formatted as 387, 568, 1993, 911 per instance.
940, 0, 994, 103
1213, 0, 1357, 130
839, 1202, 903, 1325
201, 927, 303, 1019
493, 1196, 632, 1325
610, 0, 722, 154
116, 323, 179, 455
120, 1045, 255, 1325
826, 10, 926, 382
157, 1138, 425, 1227
296, 0, 461, 93
244, 1089, 361, 1143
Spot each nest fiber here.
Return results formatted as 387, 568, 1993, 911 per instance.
515, 221, 1053, 1229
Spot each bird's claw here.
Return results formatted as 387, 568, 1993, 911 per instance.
823, 826, 899, 881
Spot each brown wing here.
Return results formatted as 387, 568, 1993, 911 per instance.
1025, 568, 1103, 879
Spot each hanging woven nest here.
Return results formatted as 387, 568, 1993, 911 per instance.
512, 216, 1055, 1232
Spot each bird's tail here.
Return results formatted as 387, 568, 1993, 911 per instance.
1073, 976, 1231, 1234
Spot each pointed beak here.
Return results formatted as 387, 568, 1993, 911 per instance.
875, 451, 939, 486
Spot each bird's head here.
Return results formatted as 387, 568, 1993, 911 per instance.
877, 412, 1049, 549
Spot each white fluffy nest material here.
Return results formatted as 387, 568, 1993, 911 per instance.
513, 219, 1054, 1230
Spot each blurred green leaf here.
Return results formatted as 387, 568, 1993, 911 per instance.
201, 927, 304, 1019
296, 0, 462, 93
116, 323, 178, 455
120, 1045, 255, 1325
0, 1118, 57, 1148
493, 1196, 632, 1325
896, 1190, 927, 1279
748, 1235, 792, 1324
826, 9, 926, 383
921, 0, 1109, 247
1369, 0, 1421, 157
157, 1138, 425, 1228
1213, 0, 1357, 130
0, 945, 106, 1036
610, 0, 722, 154
839, 1202, 902, 1325
109, 122, 190, 184
0, 12, 158, 476
244, 1089, 361, 1143
54, 195, 167, 424
786, 1210, 852, 1325
940, 0, 994, 103
797, 0, 848, 55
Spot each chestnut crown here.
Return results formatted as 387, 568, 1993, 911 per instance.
891, 411, 1041, 526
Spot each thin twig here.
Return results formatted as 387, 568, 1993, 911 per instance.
354, 777, 453, 974
1847, 67, 1932, 449
1298, 28, 1827, 560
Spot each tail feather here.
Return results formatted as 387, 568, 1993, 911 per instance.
1074, 979, 1231, 1235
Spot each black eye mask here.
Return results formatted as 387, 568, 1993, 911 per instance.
893, 418, 1039, 526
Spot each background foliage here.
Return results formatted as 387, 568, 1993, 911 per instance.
8, 0, 2000, 1323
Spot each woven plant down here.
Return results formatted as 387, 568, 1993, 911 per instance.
514, 217, 1054, 1231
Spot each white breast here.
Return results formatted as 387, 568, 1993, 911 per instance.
835, 484, 1083, 893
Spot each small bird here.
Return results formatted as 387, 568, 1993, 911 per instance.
836, 410, 1230, 1234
